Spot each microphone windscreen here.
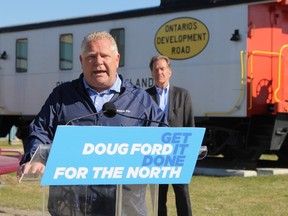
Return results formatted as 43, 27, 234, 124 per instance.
102, 102, 117, 118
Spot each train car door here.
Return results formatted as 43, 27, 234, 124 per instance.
247, 1, 288, 115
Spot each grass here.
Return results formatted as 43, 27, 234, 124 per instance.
1, 141, 288, 215
189, 175, 288, 216
0, 174, 44, 210
1, 173, 288, 215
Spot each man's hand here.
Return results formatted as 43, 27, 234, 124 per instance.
17, 162, 45, 181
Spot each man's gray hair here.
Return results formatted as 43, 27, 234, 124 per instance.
81, 31, 118, 55
149, 55, 171, 71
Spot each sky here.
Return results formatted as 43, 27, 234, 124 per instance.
0, 0, 160, 28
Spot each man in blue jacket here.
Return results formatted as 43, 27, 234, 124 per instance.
17, 31, 166, 216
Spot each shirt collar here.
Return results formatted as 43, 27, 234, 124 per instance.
155, 83, 170, 95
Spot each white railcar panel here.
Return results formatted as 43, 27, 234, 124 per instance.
0, 3, 248, 117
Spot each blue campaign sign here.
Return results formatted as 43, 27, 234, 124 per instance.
41, 126, 205, 186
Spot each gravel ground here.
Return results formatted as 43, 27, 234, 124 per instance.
0, 207, 42, 216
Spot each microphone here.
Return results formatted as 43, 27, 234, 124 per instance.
102, 102, 117, 118
66, 103, 127, 125
102, 102, 169, 127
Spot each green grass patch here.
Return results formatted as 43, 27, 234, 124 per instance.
1, 171, 288, 215
1, 142, 288, 215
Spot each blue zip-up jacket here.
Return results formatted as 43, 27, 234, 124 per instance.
21, 73, 166, 164
21, 73, 167, 216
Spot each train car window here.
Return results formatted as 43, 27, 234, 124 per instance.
110, 28, 125, 67
16, 38, 28, 73
59, 34, 73, 70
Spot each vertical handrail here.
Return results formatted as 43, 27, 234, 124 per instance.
274, 44, 288, 102
204, 51, 246, 116
248, 50, 279, 110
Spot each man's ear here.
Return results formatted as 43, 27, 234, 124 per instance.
116, 53, 120, 68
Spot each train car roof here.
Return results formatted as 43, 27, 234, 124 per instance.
0, 0, 274, 33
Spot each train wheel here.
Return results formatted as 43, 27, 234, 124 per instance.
203, 127, 235, 156
221, 132, 262, 162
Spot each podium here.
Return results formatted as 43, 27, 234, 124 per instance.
20, 126, 206, 216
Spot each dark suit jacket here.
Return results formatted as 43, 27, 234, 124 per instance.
146, 85, 194, 127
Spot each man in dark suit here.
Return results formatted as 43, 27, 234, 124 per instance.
146, 55, 194, 216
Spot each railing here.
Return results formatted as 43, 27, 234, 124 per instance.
204, 50, 246, 116
247, 50, 279, 110
274, 44, 288, 102
248, 44, 288, 109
